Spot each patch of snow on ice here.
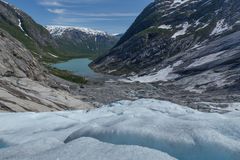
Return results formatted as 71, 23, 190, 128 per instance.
172, 22, 190, 38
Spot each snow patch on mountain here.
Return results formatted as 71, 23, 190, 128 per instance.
172, 22, 190, 38
158, 24, 172, 29
171, 0, 191, 8
46, 25, 108, 37
122, 61, 183, 83
17, 19, 24, 32
17, 19, 30, 37
210, 19, 230, 35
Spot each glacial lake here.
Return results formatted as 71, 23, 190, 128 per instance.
52, 58, 100, 78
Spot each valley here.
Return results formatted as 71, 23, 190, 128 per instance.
1, 0, 240, 160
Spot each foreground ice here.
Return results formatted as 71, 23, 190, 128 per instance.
0, 99, 240, 160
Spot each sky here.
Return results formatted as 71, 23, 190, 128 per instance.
5, 0, 152, 34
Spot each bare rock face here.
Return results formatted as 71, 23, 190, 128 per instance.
0, 28, 44, 79
0, 0, 60, 60
0, 28, 92, 112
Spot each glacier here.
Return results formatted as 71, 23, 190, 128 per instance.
0, 99, 240, 160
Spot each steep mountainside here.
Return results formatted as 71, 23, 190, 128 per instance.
91, 0, 240, 93
47, 26, 119, 58
0, 28, 92, 112
0, 0, 63, 61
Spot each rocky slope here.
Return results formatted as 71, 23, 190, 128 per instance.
0, 0, 64, 61
46, 26, 119, 58
91, 0, 240, 94
0, 28, 92, 112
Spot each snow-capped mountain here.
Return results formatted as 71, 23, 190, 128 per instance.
0, 1, 93, 112
47, 25, 108, 37
46, 25, 119, 57
91, 0, 240, 94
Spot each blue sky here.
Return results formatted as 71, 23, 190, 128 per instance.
5, 0, 152, 34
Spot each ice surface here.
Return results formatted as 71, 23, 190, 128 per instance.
0, 99, 240, 160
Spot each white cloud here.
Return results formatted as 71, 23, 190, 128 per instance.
47, 9, 65, 14
52, 17, 115, 24
67, 12, 138, 17
39, 1, 62, 6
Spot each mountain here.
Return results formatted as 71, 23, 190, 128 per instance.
0, 0, 93, 112
0, 27, 92, 112
0, 0, 64, 62
91, 0, 240, 93
46, 26, 120, 58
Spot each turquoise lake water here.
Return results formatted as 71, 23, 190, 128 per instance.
52, 58, 100, 78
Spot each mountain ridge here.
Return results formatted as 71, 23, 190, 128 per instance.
91, 0, 240, 93
46, 25, 120, 58
0, 0, 62, 61
46, 25, 109, 37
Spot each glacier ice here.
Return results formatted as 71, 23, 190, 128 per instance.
0, 99, 240, 160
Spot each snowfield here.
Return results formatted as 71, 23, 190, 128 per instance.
0, 99, 240, 160
46, 25, 108, 37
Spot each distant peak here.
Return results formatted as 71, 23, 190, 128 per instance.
46, 25, 108, 37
